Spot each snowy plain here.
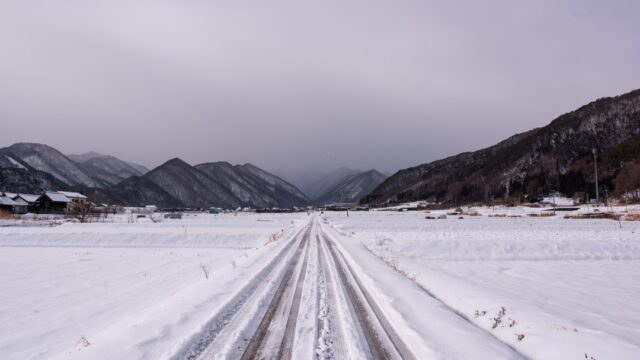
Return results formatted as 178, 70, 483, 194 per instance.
0, 213, 306, 359
325, 206, 640, 359
1, 206, 639, 359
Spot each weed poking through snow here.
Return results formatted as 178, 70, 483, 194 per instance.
474, 310, 487, 318
492, 306, 507, 329
77, 335, 91, 347
200, 264, 211, 279
375, 237, 389, 247
264, 229, 287, 245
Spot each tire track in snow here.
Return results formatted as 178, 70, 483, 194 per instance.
277, 228, 312, 359
322, 220, 528, 359
315, 232, 336, 359
240, 223, 312, 359
170, 222, 309, 360
320, 229, 416, 360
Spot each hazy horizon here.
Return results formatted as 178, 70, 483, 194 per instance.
2, 0, 639, 176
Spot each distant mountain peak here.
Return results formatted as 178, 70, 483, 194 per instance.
313, 168, 387, 205
5, 142, 99, 187
68, 151, 104, 163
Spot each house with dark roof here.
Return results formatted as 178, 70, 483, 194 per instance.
37, 192, 72, 214
0, 196, 18, 214
11, 198, 28, 214
14, 194, 40, 213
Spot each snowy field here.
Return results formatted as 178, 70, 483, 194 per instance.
325, 207, 640, 359
0, 213, 307, 359
2, 207, 639, 359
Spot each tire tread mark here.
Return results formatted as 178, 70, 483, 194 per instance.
322, 231, 416, 360
240, 227, 311, 359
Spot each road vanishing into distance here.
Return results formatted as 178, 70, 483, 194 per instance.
170, 215, 523, 360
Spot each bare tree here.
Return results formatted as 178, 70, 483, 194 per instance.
66, 201, 94, 223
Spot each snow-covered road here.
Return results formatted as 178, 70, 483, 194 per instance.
171, 215, 523, 359
176, 216, 422, 359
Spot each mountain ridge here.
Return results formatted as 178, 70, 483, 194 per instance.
1, 144, 311, 209
364, 89, 640, 206
315, 169, 386, 205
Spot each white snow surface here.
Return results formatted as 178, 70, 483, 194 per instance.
2, 207, 640, 359
324, 207, 640, 359
0, 213, 306, 359
5, 155, 27, 169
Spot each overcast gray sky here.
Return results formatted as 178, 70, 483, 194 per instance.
1, 0, 639, 175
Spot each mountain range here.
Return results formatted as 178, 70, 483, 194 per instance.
279, 167, 387, 205
68, 151, 149, 186
0, 144, 149, 189
301, 167, 361, 200
0, 144, 310, 209
4, 89, 638, 209
312, 169, 387, 205
364, 89, 640, 206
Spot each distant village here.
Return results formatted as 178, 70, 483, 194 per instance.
0, 190, 363, 220
0, 191, 90, 214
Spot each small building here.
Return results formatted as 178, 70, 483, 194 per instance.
14, 194, 40, 213
57, 191, 89, 204
0, 196, 18, 214
37, 192, 72, 214
11, 198, 28, 214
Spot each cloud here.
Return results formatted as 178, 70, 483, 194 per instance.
1, 0, 639, 174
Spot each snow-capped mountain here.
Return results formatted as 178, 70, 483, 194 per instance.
302, 167, 361, 201
0, 167, 67, 194
0, 147, 68, 192
0, 151, 31, 170
87, 158, 310, 208
68, 151, 148, 186
144, 158, 240, 208
364, 88, 640, 206
314, 169, 387, 205
1, 143, 99, 187
66, 151, 104, 163
1, 144, 309, 208
238, 164, 309, 206
0, 144, 150, 190
195, 162, 309, 208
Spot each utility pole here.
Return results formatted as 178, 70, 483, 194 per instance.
592, 148, 599, 205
